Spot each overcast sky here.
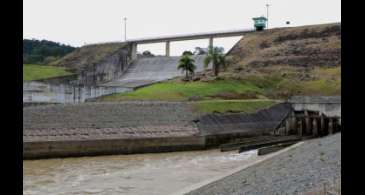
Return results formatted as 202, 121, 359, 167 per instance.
24, 0, 341, 56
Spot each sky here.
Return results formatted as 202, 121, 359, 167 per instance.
23, 0, 341, 56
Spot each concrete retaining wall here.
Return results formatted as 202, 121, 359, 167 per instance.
291, 103, 341, 118
24, 136, 206, 159
23, 81, 131, 104
288, 96, 341, 124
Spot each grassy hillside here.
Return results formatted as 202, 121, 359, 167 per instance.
23, 64, 73, 81
100, 66, 340, 101
99, 80, 265, 101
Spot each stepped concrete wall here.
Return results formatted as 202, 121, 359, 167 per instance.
23, 102, 292, 159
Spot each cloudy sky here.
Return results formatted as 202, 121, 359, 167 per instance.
24, 0, 341, 56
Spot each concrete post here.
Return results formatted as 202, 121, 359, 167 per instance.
130, 43, 137, 60
328, 118, 333, 135
312, 118, 318, 137
209, 37, 213, 49
320, 114, 325, 135
285, 119, 290, 135
304, 110, 310, 135
298, 119, 303, 136
291, 116, 297, 133
165, 41, 170, 57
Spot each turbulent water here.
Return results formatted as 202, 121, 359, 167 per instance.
24, 149, 259, 195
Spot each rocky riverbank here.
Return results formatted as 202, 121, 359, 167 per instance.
186, 133, 341, 195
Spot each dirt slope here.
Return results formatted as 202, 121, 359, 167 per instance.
50, 42, 128, 72
227, 23, 340, 69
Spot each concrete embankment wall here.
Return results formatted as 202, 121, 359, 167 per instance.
23, 102, 291, 159
24, 136, 206, 159
289, 96, 341, 117
23, 81, 131, 104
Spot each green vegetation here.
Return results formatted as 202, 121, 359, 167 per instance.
99, 66, 340, 102
23, 39, 76, 65
23, 64, 73, 81
204, 46, 226, 76
178, 53, 196, 80
191, 99, 278, 114
99, 80, 263, 102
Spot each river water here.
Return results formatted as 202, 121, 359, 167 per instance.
24, 149, 259, 195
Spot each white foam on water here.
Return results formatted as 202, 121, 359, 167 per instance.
23, 149, 260, 195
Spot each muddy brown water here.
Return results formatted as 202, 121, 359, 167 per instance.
24, 149, 259, 195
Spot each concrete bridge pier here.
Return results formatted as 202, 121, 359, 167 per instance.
165, 41, 170, 57
312, 118, 318, 136
130, 43, 138, 60
209, 37, 213, 49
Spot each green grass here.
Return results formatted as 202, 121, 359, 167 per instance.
23, 64, 73, 81
190, 99, 278, 114
99, 66, 340, 102
99, 80, 263, 101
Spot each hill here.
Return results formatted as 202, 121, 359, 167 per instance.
23, 39, 76, 65
100, 23, 341, 102
227, 23, 340, 69
50, 42, 128, 72
195, 23, 341, 98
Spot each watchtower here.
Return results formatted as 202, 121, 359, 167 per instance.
253, 16, 267, 31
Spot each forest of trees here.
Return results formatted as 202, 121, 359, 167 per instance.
23, 39, 76, 65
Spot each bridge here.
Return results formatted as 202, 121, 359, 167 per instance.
126, 28, 256, 59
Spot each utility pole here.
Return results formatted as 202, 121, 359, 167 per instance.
266, 3, 270, 29
123, 17, 127, 41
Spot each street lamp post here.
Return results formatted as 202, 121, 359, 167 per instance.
123, 17, 127, 41
266, 3, 270, 29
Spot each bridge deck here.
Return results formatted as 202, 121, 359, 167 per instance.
127, 28, 255, 44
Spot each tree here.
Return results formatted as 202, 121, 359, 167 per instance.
142, 50, 154, 57
23, 39, 76, 64
182, 50, 193, 56
177, 53, 196, 81
194, 47, 208, 55
204, 46, 226, 76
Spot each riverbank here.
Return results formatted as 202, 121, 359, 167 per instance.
185, 133, 341, 195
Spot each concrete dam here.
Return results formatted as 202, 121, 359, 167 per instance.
24, 28, 256, 104
23, 55, 208, 104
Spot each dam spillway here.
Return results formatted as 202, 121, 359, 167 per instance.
101, 55, 208, 88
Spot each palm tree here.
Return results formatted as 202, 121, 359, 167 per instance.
204, 46, 226, 76
178, 53, 196, 81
